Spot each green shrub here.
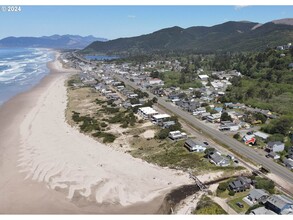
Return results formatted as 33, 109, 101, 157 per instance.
193, 196, 227, 215
217, 182, 228, 192
255, 177, 275, 194
156, 129, 170, 139
100, 122, 108, 128
228, 190, 235, 196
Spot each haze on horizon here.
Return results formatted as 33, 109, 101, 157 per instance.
0, 5, 292, 40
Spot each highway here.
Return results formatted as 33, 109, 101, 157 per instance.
115, 75, 293, 185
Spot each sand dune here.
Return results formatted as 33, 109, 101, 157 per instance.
17, 55, 191, 208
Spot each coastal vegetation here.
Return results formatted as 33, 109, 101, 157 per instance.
192, 195, 227, 214
129, 138, 245, 175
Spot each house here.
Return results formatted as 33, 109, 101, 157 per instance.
283, 158, 293, 170
243, 134, 256, 145
184, 139, 206, 152
267, 152, 280, 160
198, 74, 209, 81
192, 107, 206, 116
206, 113, 221, 123
168, 130, 187, 141
137, 107, 158, 119
254, 131, 270, 141
266, 141, 285, 153
209, 151, 230, 167
249, 207, 277, 215
148, 78, 164, 86
245, 189, 269, 205
219, 121, 239, 132
151, 114, 171, 124
265, 194, 293, 215
228, 176, 251, 192
162, 121, 176, 129
288, 147, 293, 160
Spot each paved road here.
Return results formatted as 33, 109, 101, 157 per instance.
115, 75, 293, 185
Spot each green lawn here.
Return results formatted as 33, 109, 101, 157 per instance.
227, 194, 250, 213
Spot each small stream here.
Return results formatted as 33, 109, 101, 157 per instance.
157, 174, 251, 214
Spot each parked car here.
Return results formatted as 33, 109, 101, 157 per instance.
236, 202, 244, 208
227, 154, 235, 160
203, 141, 209, 146
234, 159, 239, 164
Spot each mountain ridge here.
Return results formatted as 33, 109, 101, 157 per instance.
83, 18, 293, 54
0, 35, 108, 49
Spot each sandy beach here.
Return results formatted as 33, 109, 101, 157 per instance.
0, 53, 191, 214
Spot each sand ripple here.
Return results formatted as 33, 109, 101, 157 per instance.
18, 67, 190, 206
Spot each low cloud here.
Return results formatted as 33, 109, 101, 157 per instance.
234, 5, 249, 10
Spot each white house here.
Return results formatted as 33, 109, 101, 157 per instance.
184, 139, 206, 152
137, 107, 158, 119
151, 114, 171, 124
168, 130, 187, 140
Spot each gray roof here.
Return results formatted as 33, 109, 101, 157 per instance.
266, 195, 293, 209
210, 152, 226, 164
248, 189, 269, 201
267, 141, 284, 148
185, 139, 197, 148
250, 207, 277, 215
284, 159, 293, 167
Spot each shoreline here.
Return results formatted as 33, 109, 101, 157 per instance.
0, 52, 191, 214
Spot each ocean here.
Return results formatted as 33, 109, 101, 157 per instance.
0, 48, 55, 106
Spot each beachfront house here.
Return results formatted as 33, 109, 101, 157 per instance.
228, 176, 251, 192
168, 130, 187, 141
184, 139, 206, 152
208, 151, 230, 167
151, 114, 171, 124
137, 107, 158, 119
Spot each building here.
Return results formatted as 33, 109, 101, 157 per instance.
184, 139, 206, 152
254, 131, 270, 141
219, 121, 239, 131
137, 107, 158, 119
209, 152, 230, 167
168, 130, 187, 141
151, 114, 171, 124
228, 176, 251, 192
288, 147, 293, 160
249, 207, 277, 215
148, 78, 164, 85
245, 189, 269, 205
162, 121, 176, 129
266, 141, 285, 153
265, 194, 293, 215
243, 134, 256, 145
198, 75, 209, 81
283, 158, 293, 170
192, 107, 206, 116
267, 152, 280, 160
